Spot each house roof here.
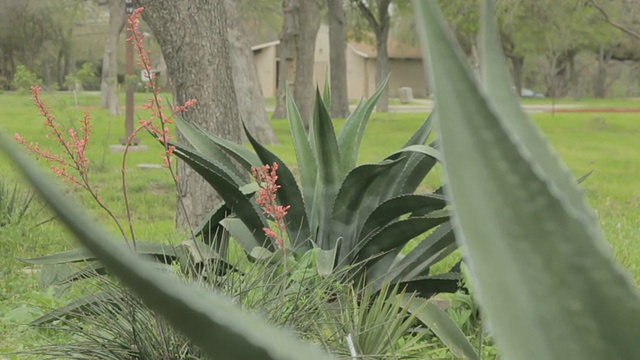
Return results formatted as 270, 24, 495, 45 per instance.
251, 40, 280, 51
347, 38, 423, 59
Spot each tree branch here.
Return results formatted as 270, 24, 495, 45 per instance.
589, 0, 640, 41
354, 0, 379, 31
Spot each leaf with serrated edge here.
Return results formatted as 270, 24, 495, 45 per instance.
401, 296, 479, 360
310, 89, 342, 249
414, 1, 640, 359
244, 123, 312, 252
1, 137, 332, 360
337, 76, 389, 174
286, 87, 317, 218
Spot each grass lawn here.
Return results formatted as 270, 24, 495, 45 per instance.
0, 91, 638, 353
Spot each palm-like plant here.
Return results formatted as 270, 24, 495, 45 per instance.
173, 83, 460, 296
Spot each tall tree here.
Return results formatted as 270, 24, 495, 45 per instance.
352, 0, 392, 112
327, 0, 350, 118
272, 0, 323, 128
134, 0, 242, 230
272, 0, 298, 120
293, 0, 323, 125
99, 0, 125, 115
224, 0, 277, 144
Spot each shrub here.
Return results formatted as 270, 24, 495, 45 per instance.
170, 85, 460, 298
12, 65, 41, 95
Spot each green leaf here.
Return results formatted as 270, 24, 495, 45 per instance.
173, 146, 269, 247
30, 291, 125, 326
478, 0, 590, 220
356, 216, 448, 265
322, 73, 331, 110
193, 202, 230, 249
19, 241, 177, 265
310, 89, 342, 249
244, 124, 312, 252
337, 76, 388, 174
1, 137, 332, 360
401, 296, 479, 360
383, 223, 456, 287
54, 262, 107, 285
219, 217, 261, 254
193, 122, 262, 171
315, 239, 341, 277
358, 194, 447, 245
387, 144, 441, 161
286, 86, 317, 216
329, 160, 401, 261
397, 273, 461, 299
414, 1, 640, 359
174, 115, 245, 180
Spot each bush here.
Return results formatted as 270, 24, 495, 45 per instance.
12, 65, 41, 95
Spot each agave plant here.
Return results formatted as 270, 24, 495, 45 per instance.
171, 82, 460, 297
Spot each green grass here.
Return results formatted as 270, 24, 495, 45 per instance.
0, 91, 639, 353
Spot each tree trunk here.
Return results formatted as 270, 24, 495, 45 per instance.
293, 0, 322, 127
355, 0, 392, 113
224, 0, 277, 144
510, 55, 524, 97
100, 0, 124, 115
327, 0, 349, 118
272, 0, 299, 120
594, 47, 608, 98
135, 0, 242, 231
374, 27, 390, 112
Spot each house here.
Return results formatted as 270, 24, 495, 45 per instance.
251, 25, 428, 100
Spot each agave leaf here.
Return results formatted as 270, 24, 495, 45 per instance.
379, 114, 437, 201
174, 115, 245, 180
576, 170, 593, 184
322, 73, 331, 110
414, 1, 640, 359
329, 160, 401, 260
377, 222, 456, 289
244, 124, 312, 252
336, 76, 389, 174
286, 87, 317, 214
1, 138, 332, 360
316, 239, 341, 277
189, 122, 262, 171
18, 241, 177, 265
356, 216, 448, 264
172, 144, 245, 186
401, 296, 479, 360
310, 89, 342, 249
193, 201, 230, 250
173, 147, 269, 247
219, 217, 262, 253
478, 2, 589, 220
30, 291, 126, 326
387, 144, 441, 161
358, 194, 447, 244
397, 273, 461, 299
54, 262, 107, 285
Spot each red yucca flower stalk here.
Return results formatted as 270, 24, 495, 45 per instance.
251, 162, 290, 252
14, 86, 129, 240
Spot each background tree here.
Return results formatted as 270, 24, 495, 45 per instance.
133, 0, 242, 230
225, 0, 278, 144
351, 0, 392, 112
272, 0, 323, 128
327, 0, 350, 118
98, 0, 125, 115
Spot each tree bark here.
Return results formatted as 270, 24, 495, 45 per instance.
100, 0, 124, 115
594, 47, 609, 98
272, 0, 299, 120
510, 55, 524, 97
293, 0, 322, 127
355, 0, 391, 112
135, 0, 242, 231
224, 0, 277, 144
327, 0, 350, 118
